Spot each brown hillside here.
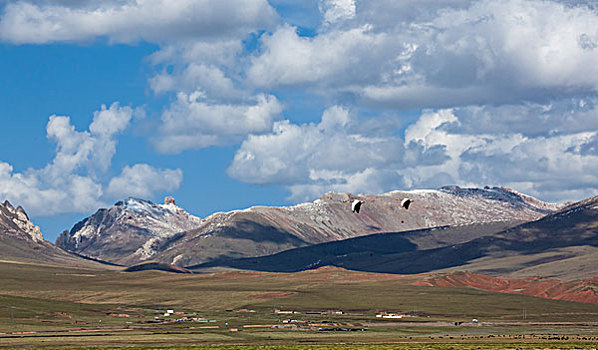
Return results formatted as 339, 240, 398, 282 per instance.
412, 271, 598, 304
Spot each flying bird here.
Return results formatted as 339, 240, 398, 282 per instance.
400, 198, 413, 210
351, 199, 363, 213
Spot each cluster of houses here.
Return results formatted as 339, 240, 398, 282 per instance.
149, 309, 217, 324
375, 312, 412, 319
141, 308, 428, 329
275, 309, 344, 315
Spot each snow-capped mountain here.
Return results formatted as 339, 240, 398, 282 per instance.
56, 196, 202, 265
0, 200, 44, 243
57, 186, 565, 267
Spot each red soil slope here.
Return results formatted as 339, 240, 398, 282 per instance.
411, 271, 598, 304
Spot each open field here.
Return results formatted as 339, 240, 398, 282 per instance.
1, 261, 598, 348
2, 344, 598, 350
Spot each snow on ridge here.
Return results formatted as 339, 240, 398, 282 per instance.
71, 197, 202, 245
198, 186, 559, 224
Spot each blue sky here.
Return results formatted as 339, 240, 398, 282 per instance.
1, 0, 598, 241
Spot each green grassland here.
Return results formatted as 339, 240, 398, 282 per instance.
1, 261, 598, 348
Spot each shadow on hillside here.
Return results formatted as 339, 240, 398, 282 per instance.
189, 207, 598, 275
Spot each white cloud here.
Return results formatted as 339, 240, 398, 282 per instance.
229, 102, 598, 203
0, 162, 104, 217
155, 93, 283, 153
0, 103, 183, 216
45, 102, 132, 177
247, 24, 387, 88
147, 39, 248, 101
319, 0, 356, 24
448, 98, 598, 137
0, 0, 278, 44
106, 164, 183, 199
149, 39, 243, 67
228, 106, 420, 200
401, 107, 598, 202
149, 64, 244, 100
89, 103, 132, 136
247, 0, 598, 108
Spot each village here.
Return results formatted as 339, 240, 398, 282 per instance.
126, 308, 436, 332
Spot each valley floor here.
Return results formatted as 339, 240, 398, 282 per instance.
1, 261, 597, 349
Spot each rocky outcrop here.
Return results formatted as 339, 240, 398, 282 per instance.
0, 200, 44, 243
164, 196, 176, 206
0, 200, 111, 268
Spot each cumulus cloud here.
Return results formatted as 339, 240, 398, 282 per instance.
106, 164, 183, 199
0, 103, 183, 216
45, 102, 132, 178
446, 98, 598, 137
0, 162, 104, 217
228, 106, 447, 200
401, 108, 598, 201
0, 0, 278, 44
149, 64, 245, 100
247, 0, 598, 108
155, 92, 283, 153
229, 103, 598, 202
247, 24, 387, 88
319, 0, 356, 24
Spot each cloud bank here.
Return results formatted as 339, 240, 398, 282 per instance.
2, 0, 598, 205
229, 101, 598, 202
0, 0, 277, 44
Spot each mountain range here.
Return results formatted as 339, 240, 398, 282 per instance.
55, 186, 563, 267
195, 194, 597, 280
2, 185, 597, 304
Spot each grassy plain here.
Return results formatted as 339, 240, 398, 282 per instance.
1, 261, 597, 349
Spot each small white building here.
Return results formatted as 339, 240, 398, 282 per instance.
376, 312, 407, 319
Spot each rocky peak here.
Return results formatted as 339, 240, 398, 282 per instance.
56, 197, 203, 264
0, 200, 44, 243
3, 200, 14, 211
164, 196, 176, 206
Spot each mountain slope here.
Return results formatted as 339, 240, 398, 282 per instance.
196, 195, 597, 280
56, 197, 202, 265
0, 200, 109, 268
412, 271, 598, 304
154, 186, 563, 267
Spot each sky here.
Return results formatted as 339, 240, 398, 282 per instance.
1, 0, 598, 241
